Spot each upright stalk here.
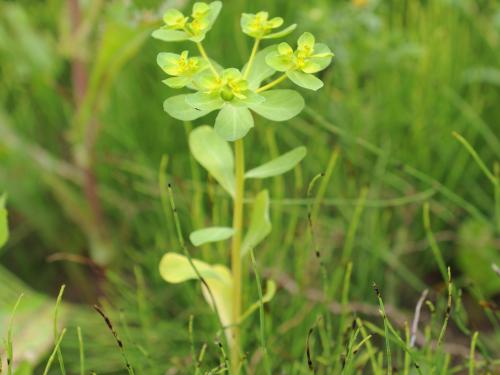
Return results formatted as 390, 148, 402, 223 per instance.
230, 138, 245, 373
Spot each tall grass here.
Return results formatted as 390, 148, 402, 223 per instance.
0, 0, 499, 373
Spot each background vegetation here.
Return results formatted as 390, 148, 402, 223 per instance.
0, 0, 499, 373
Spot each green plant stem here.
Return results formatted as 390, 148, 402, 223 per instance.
469, 332, 479, 375
373, 283, 392, 375
7, 294, 24, 375
197, 42, 220, 78
453, 131, 500, 232
42, 329, 67, 375
243, 38, 260, 79
54, 285, 67, 375
249, 249, 271, 375
437, 268, 452, 348
422, 202, 448, 282
77, 326, 84, 375
230, 139, 245, 374
452, 132, 495, 184
256, 73, 287, 93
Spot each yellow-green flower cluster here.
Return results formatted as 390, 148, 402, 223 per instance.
199, 69, 249, 100
157, 51, 207, 88
187, 68, 264, 111
240, 11, 296, 40
154, 1, 222, 43
241, 12, 283, 38
266, 32, 333, 74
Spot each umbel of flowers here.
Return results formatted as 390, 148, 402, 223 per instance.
153, 2, 333, 373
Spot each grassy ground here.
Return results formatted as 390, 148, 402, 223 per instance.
0, 0, 499, 373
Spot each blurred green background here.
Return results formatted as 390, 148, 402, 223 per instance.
0, 0, 499, 373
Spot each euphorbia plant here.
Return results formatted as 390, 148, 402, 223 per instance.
153, 2, 332, 372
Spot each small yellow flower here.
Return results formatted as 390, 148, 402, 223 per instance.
155, 2, 222, 43
163, 9, 188, 29
266, 32, 333, 74
241, 11, 295, 39
192, 2, 211, 19
157, 51, 206, 88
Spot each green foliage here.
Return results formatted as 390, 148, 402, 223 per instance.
189, 227, 235, 247
287, 70, 324, 91
154, 2, 329, 141
214, 104, 254, 141
159, 252, 233, 329
163, 94, 211, 121
152, 1, 222, 43
241, 190, 272, 256
266, 33, 333, 75
154, 4, 332, 370
249, 90, 305, 121
240, 11, 296, 39
245, 146, 307, 179
157, 51, 207, 88
188, 125, 235, 196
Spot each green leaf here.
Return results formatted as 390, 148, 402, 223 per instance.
262, 23, 297, 40
186, 92, 225, 111
152, 28, 189, 42
241, 190, 272, 256
159, 252, 233, 331
233, 91, 265, 107
163, 95, 211, 121
189, 125, 235, 196
0, 195, 8, 250
249, 89, 304, 121
206, 1, 223, 26
287, 70, 324, 91
245, 146, 307, 179
265, 49, 294, 72
159, 252, 225, 283
162, 76, 191, 89
242, 45, 278, 90
214, 104, 254, 141
189, 227, 235, 246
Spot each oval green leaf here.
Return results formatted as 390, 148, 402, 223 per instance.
189, 125, 235, 196
214, 104, 254, 142
189, 227, 235, 247
163, 95, 211, 121
241, 190, 272, 256
152, 29, 189, 42
287, 70, 324, 91
159, 252, 233, 332
249, 89, 304, 121
262, 24, 297, 40
186, 92, 225, 112
245, 146, 307, 179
